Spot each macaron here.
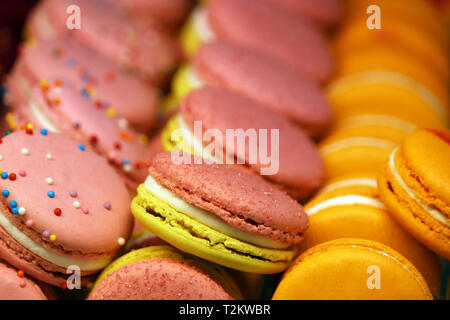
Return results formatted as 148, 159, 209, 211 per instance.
378, 128, 450, 259
0, 131, 133, 286
172, 41, 333, 137
273, 238, 433, 300
327, 71, 449, 129
7, 38, 159, 133
5, 79, 152, 190
333, 17, 448, 80
27, 0, 180, 85
110, 0, 191, 29
0, 260, 48, 300
301, 173, 442, 294
319, 117, 410, 180
161, 87, 325, 199
131, 152, 309, 274
180, 0, 334, 83
335, 46, 449, 110
264, 0, 342, 27
88, 245, 242, 300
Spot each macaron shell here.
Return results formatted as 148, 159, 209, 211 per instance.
0, 261, 47, 300
8, 38, 159, 132
192, 42, 333, 136
180, 87, 325, 198
0, 131, 133, 256
273, 239, 433, 300
207, 0, 334, 83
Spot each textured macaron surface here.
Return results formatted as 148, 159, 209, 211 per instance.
148, 153, 309, 242
0, 261, 47, 300
11, 38, 158, 131
181, 87, 324, 197
193, 42, 333, 135
89, 257, 233, 300
0, 131, 133, 256
207, 0, 334, 82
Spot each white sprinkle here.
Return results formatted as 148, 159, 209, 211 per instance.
73, 201, 81, 209
118, 118, 128, 129
0, 155, 3, 161
21, 148, 29, 156
46, 153, 53, 160
123, 164, 132, 173
45, 177, 53, 185
117, 237, 126, 246
18, 207, 26, 216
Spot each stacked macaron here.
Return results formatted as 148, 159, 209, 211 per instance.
321, 0, 449, 181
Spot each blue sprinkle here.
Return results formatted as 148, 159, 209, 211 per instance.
2, 190, 9, 197
9, 200, 17, 208
40, 129, 48, 136
65, 58, 76, 68
80, 89, 90, 99
0, 84, 7, 99
123, 159, 130, 165
12, 208, 18, 215
1, 172, 8, 179
78, 144, 86, 151
47, 191, 55, 198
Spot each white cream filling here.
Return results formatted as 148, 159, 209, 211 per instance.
389, 149, 449, 226
175, 115, 224, 164
338, 115, 417, 133
307, 195, 386, 215
318, 179, 378, 195
193, 7, 216, 43
144, 175, 291, 249
18, 77, 61, 133
0, 211, 112, 271
327, 71, 448, 122
320, 137, 397, 155
186, 67, 205, 89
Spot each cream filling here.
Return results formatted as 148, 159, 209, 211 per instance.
175, 115, 223, 164
389, 149, 449, 226
186, 67, 205, 89
18, 77, 61, 133
0, 211, 112, 271
320, 137, 397, 155
337, 114, 417, 133
144, 175, 291, 249
327, 71, 448, 122
193, 7, 216, 43
318, 179, 378, 195
306, 195, 386, 215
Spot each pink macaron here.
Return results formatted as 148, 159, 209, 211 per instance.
176, 87, 324, 199
8, 38, 159, 133
0, 130, 133, 286
265, 0, 342, 27
190, 41, 333, 136
111, 0, 191, 29
6, 79, 152, 190
205, 0, 334, 83
27, 0, 181, 84
0, 260, 48, 300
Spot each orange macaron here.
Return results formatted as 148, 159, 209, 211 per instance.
378, 128, 450, 260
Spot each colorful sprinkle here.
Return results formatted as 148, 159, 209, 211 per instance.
0, 155, 2, 161
73, 201, 81, 209
89, 135, 98, 145
70, 190, 78, 198
2, 190, 9, 197
25, 220, 33, 227
78, 144, 86, 151
106, 107, 116, 117
81, 89, 90, 99
117, 237, 126, 246
43, 230, 50, 238
9, 173, 16, 181
82, 208, 89, 215
47, 191, 55, 198
113, 142, 121, 150
26, 124, 34, 130
19, 170, 26, 177
25, 129, 33, 135
40, 129, 48, 135
17, 270, 24, 278
49, 234, 56, 242
123, 164, 132, 172
54, 208, 62, 216
104, 202, 111, 210
12, 208, 19, 215
19, 281, 26, 288
46, 153, 53, 160
45, 177, 53, 185
118, 118, 128, 129
9, 200, 17, 208
18, 207, 26, 216
1, 172, 8, 179
21, 148, 30, 156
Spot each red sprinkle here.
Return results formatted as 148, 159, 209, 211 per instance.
25, 129, 33, 135
90, 135, 98, 145
54, 208, 62, 216
60, 282, 67, 290
9, 173, 16, 181
113, 142, 121, 150
17, 270, 24, 278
